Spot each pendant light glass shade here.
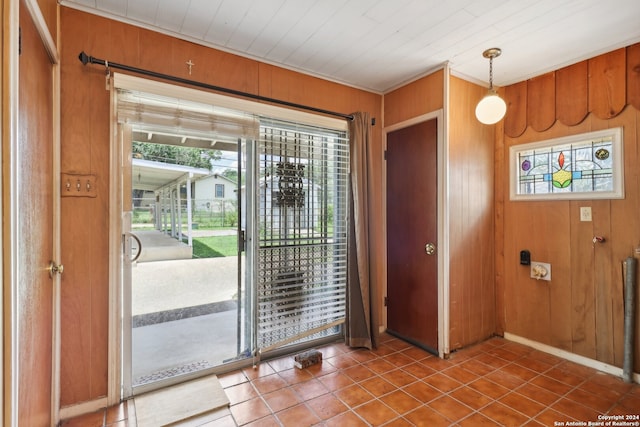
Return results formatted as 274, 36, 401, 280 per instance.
475, 48, 506, 125
475, 89, 507, 124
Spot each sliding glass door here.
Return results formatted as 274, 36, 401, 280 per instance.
121, 123, 255, 395
113, 76, 349, 397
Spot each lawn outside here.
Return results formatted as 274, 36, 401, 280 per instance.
186, 234, 238, 258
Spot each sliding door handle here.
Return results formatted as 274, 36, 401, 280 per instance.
124, 232, 142, 262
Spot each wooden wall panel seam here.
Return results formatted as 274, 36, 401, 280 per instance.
588, 48, 626, 120
527, 72, 556, 132
504, 81, 527, 138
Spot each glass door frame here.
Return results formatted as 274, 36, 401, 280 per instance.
118, 129, 257, 398
240, 138, 258, 360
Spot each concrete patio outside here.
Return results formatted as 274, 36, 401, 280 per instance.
130, 229, 246, 385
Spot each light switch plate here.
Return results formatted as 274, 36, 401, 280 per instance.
61, 173, 97, 198
580, 207, 592, 222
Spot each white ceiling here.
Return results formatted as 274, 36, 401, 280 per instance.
61, 0, 640, 93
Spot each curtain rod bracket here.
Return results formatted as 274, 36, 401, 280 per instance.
77, 50, 356, 122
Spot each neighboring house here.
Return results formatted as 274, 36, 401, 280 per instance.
239, 176, 320, 231
194, 173, 237, 212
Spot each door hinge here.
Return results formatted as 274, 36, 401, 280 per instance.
384, 150, 387, 160
18, 27, 22, 55
384, 296, 388, 306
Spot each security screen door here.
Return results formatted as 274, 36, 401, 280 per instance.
254, 118, 349, 356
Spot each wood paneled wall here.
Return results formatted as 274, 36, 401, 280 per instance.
383, 71, 496, 352
504, 44, 640, 135
447, 76, 496, 350
497, 45, 640, 371
384, 70, 444, 127
59, 7, 382, 407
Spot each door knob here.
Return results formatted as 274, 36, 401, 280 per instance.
48, 261, 64, 278
425, 243, 436, 255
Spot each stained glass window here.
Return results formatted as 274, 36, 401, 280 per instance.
510, 128, 624, 200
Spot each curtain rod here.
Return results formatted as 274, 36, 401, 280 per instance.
78, 51, 355, 121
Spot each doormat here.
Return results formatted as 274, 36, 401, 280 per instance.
134, 360, 211, 386
134, 374, 229, 427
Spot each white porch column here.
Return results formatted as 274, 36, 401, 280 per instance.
162, 189, 168, 234
170, 188, 176, 238
186, 173, 193, 247
154, 192, 161, 230
176, 180, 183, 242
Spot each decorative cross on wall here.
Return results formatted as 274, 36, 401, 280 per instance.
186, 60, 194, 75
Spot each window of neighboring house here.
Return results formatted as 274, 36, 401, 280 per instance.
215, 183, 224, 198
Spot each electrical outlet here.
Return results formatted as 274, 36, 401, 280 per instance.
580, 207, 592, 222
531, 262, 551, 281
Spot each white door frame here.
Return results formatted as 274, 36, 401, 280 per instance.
2, 1, 21, 424
108, 117, 128, 402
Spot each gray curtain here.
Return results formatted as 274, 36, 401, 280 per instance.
345, 112, 374, 349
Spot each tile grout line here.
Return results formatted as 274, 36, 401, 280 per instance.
220, 336, 638, 427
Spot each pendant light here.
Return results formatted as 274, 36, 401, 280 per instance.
475, 48, 507, 125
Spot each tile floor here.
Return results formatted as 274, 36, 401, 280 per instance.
62, 334, 640, 426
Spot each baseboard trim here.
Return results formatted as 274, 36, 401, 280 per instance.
59, 397, 109, 422
504, 332, 639, 384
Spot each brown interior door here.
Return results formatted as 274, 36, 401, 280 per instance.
17, 4, 55, 425
386, 119, 438, 353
